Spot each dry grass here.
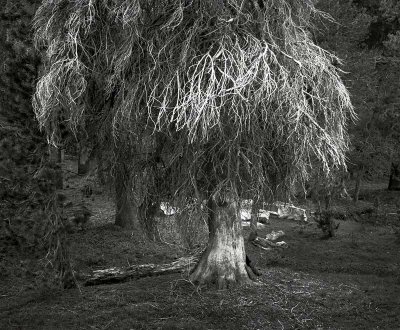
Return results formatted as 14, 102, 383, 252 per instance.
2, 221, 399, 329
1, 172, 400, 329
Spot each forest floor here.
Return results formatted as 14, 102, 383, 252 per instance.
1, 159, 400, 329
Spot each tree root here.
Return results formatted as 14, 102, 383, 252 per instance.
246, 254, 262, 277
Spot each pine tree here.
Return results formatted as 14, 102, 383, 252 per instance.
33, 0, 354, 287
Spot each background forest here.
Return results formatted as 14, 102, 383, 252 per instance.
316, 0, 400, 187
1, 0, 400, 329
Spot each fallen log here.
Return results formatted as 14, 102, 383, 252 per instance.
83, 256, 199, 286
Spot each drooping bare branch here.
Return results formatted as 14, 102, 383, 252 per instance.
33, 0, 355, 202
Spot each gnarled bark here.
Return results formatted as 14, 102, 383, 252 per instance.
190, 191, 255, 289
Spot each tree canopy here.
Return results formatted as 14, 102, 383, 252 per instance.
33, 0, 354, 204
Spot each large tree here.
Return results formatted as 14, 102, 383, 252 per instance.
33, 0, 354, 287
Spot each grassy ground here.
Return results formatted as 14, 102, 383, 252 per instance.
1, 162, 400, 329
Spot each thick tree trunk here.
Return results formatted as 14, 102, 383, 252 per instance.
248, 199, 260, 242
388, 162, 400, 191
96, 155, 106, 185
78, 143, 91, 175
114, 162, 141, 230
190, 191, 254, 289
48, 144, 63, 189
139, 197, 161, 242
138, 131, 166, 241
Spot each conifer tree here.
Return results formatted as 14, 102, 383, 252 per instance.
33, 0, 354, 287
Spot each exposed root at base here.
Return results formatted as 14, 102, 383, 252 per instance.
246, 254, 263, 277
189, 271, 255, 290
189, 258, 258, 289
245, 265, 258, 281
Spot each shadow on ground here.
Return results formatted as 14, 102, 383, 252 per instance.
1, 168, 399, 329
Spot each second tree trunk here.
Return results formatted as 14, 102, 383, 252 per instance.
114, 162, 141, 231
